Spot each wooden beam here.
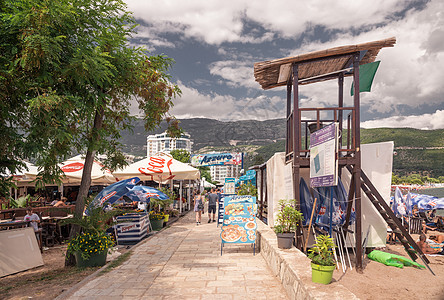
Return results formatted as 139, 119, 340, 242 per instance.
353, 52, 363, 272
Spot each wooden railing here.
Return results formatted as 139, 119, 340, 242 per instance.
286, 107, 356, 163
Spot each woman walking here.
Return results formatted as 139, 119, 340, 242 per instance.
194, 190, 204, 225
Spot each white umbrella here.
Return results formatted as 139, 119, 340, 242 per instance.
25, 155, 116, 185
113, 152, 200, 183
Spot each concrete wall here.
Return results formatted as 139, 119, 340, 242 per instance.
256, 220, 358, 300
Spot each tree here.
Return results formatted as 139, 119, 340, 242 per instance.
170, 149, 191, 163
1, 0, 181, 264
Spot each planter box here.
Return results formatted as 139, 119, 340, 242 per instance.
115, 213, 149, 244
74, 251, 107, 268
150, 219, 164, 231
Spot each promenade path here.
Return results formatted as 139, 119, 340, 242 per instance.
66, 209, 288, 300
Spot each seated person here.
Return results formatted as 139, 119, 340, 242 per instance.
412, 205, 419, 217
24, 207, 42, 249
422, 220, 437, 233
429, 234, 444, 244
416, 233, 444, 255
53, 197, 68, 207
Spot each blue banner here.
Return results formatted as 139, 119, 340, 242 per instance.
191, 152, 242, 167
221, 195, 257, 244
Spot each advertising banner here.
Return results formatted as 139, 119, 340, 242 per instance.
220, 195, 257, 244
309, 123, 338, 187
191, 153, 242, 167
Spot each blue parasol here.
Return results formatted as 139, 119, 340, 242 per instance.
124, 186, 169, 203
93, 177, 140, 207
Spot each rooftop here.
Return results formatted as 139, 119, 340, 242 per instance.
254, 37, 396, 90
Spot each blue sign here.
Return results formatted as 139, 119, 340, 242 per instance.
221, 195, 257, 244
191, 152, 242, 167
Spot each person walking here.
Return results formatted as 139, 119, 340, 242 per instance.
207, 188, 218, 223
194, 190, 204, 225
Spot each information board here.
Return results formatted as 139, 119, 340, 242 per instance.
224, 177, 236, 195
220, 195, 257, 244
309, 122, 338, 187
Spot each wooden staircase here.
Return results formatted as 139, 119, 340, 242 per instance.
346, 166, 435, 275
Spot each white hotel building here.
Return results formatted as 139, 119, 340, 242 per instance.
146, 131, 192, 157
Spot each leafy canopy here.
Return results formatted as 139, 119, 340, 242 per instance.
0, 0, 181, 196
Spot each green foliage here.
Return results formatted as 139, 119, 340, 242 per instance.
198, 166, 217, 185
170, 149, 191, 163
237, 182, 258, 197
274, 199, 303, 234
0, 0, 181, 213
66, 231, 114, 260
149, 211, 165, 220
308, 234, 336, 266
64, 197, 118, 260
62, 197, 121, 234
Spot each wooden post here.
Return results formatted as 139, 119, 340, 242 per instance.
292, 63, 302, 249
353, 52, 363, 272
286, 83, 292, 154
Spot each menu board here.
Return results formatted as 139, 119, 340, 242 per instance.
224, 177, 236, 195
220, 195, 257, 244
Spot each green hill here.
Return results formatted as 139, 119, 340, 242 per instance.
119, 118, 444, 177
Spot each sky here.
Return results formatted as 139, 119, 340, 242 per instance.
126, 0, 444, 130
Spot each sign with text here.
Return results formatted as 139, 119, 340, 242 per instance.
309, 123, 338, 187
224, 178, 236, 195
191, 153, 242, 167
220, 195, 257, 244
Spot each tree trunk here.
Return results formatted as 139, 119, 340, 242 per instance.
65, 107, 104, 266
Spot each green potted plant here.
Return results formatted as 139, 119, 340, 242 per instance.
274, 199, 303, 249
308, 234, 336, 284
64, 198, 118, 268
149, 210, 165, 230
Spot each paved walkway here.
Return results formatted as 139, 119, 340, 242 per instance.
67, 209, 288, 300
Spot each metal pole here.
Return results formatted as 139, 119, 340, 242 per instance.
179, 180, 183, 213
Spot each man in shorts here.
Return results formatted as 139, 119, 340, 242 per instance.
207, 188, 218, 223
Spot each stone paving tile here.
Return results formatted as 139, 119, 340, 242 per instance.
66, 210, 288, 299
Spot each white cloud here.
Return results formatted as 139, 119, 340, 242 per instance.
361, 110, 444, 130
209, 60, 256, 88
127, 0, 409, 45
170, 82, 284, 121
281, 0, 444, 114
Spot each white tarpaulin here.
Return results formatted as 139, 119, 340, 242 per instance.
24, 155, 116, 185
341, 141, 394, 247
0, 227, 43, 277
265, 141, 393, 247
113, 153, 200, 183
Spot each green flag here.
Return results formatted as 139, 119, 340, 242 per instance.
351, 61, 380, 96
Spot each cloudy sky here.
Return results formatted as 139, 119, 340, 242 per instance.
126, 0, 444, 130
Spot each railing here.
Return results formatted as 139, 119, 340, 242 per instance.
286, 107, 356, 163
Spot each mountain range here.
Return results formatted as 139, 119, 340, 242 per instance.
119, 118, 444, 177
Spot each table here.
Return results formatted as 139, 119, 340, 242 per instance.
0, 219, 29, 230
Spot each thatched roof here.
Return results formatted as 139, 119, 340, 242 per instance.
254, 37, 396, 90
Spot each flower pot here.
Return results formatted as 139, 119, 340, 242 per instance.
150, 219, 164, 231
311, 263, 335, 284
276, 232, 294, 249
74, 251, 107, 268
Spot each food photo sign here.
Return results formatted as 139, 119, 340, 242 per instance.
220, 195, 257, 254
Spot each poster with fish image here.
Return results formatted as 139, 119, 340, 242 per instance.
221, 195, 257, 244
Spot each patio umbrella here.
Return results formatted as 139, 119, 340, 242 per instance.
124, 186, 169, 203
24, 155, 116, 185
93, 177, 141, 207
112, 153, 200, 183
